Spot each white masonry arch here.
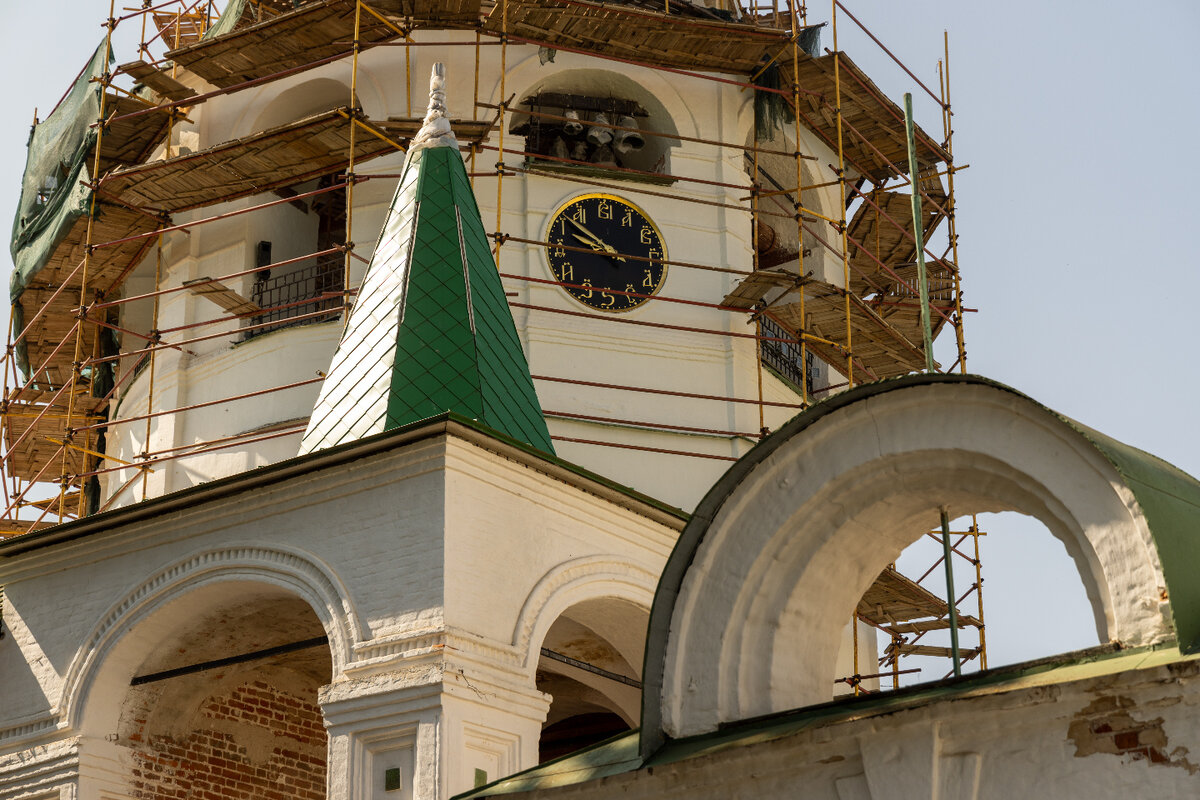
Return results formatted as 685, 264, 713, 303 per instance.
640, 375, 1196, 754
62, 543, 361, 738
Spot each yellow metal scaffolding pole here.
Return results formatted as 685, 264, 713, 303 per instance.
494, 0, 509, 260
790, 0, 809, 403
830, 0, 853, 385
941, 34, 967, 374
60, 0, 118, 520
344, 0, 364, 326
141, 235, 164, 501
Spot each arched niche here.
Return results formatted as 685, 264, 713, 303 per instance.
252, 77, 353, 133
641, 375, 1200, 755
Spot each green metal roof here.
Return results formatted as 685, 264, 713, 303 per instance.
301, 97, 553, 455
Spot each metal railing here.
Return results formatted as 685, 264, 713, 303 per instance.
245, 256, 343, 340
760, 315, 815, 396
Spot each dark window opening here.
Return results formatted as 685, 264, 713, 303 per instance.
245, 175, 345, 339
538, 712, 630, 764
760, 315, 816, 397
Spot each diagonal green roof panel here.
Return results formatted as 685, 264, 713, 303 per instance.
301, 65, 553, 456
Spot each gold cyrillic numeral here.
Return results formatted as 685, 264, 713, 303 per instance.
580, 278, 593, 298
598, 201, 612, 220
640, 226, 653, 245
642, 270, 655, 288
621, 210, 633, 227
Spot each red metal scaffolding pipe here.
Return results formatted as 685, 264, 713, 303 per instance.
550, 435, 740, 462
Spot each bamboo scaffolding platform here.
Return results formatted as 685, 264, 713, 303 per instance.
166, 0, 480, 89
101, 108, 395, 214
771, 280, 933, 380
784, 52, 949, 183
118, 60, 199, 103
19, 204, 158, 291
3, 396, 107, 483
482, 0, 799, 75
15, 288, 102, 390
858, 566, 982, 632
100, 93, 176, 174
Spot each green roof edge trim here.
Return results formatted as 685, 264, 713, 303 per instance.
638, 372, 1200, 759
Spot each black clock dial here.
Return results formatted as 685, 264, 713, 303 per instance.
545, 194, 667, 312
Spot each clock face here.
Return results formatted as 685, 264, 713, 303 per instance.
545, 194, 667, 312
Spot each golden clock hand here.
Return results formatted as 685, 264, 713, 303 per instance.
573, 233, 604, 250
566, 217, 626, 262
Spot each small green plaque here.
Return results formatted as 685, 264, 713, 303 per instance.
384, 767, 401, 792
474, 768, 488, 788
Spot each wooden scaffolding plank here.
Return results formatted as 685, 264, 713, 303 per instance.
0, 519, 56, 537
167, 0, 480, 89
375, 117, 497, 148
13, 287, 104, 392
118, 60, 199, 103
846, 179, 954, 347
483, 0, 796, 76
892, 644, 981, 659
184, 279, 262, 315
858, 566, 981, 632
101, 108, 396, 214
720, 268, 799, 310
153, 9, 219, 47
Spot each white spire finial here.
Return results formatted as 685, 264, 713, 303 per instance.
410, 63, 458, 151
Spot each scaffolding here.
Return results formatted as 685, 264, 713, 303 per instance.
0, 0, 982, 684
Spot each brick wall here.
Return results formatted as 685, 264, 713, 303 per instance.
129, 680, 326, 800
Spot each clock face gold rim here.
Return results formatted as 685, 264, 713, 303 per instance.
544, 193, 668, 314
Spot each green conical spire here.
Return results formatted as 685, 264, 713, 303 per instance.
300, 64, 554, 456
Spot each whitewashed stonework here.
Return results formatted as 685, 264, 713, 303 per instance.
0, 421, 682, 800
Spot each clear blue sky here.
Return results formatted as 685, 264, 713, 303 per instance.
1, 2, 1196, 673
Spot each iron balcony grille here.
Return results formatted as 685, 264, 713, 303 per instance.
245, 256, 344, 340
760, 315, 816, 396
